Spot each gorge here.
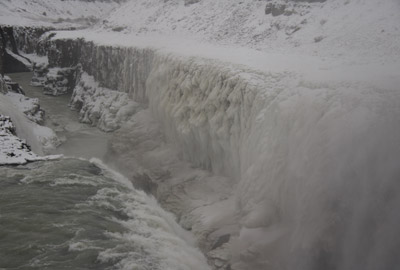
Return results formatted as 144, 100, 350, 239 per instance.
1, 0, 400, 270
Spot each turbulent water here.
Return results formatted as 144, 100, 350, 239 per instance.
0, 158, 209, 270
1, 73, 209, 270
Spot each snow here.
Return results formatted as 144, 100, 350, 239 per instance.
5, 91, 44, 124
20, 52, 49, 66
1, 0, 400, 268
0, 0, 120, 28
0, 75, 60, 164
0, 114, 61, 165
98, 0, 400, 65
0, 87, 60, 156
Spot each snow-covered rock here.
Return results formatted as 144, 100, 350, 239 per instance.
0, 114, 60, 165
43, 67, 77, 96
2, 76, 45, 124
31, 62, 49, 87
5, 92, 45, 125
70, 71, 141, 132
0, 92, 60, 155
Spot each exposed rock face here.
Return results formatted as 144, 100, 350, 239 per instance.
3, 51, 31, 73
13, 26, 54, 54
46, 38, 154, 102
0, 75, 7, 94
0, 26, 32, 73
48, 39, 82, 68
0, 34, 3, 76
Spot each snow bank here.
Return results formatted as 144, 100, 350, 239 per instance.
0, 91, 60, 155
5, 92, 44, 124
0, 0, 121, 28
0, 114, 60, 165
0, 75, 61, 164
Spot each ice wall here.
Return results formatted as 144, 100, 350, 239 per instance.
50, 37, 400, 270
142, 54, 400, 270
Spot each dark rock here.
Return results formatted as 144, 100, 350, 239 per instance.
3, 51, 30, 73
6, 82, 25, 95
184, 0, 201, 6
211, 234, 231, 250
291, 0, 326, 2
314, 35, 324, 42
112, 26, 125, 32
0, 75, 6, 94
0, 115, 16, 135
132, 172, 158, 195
265, 3, 272, 14
265, 3, 287, 16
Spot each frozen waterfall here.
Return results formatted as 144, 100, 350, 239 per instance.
54, 34, 400, 270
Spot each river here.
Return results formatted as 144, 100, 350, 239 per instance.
0, 72, 210, 270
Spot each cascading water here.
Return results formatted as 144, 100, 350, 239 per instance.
0, 158, 210, 270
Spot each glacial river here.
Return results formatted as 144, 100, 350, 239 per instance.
0, 73, 209, 270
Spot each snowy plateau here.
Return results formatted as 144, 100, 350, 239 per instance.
1, 0, 400, 270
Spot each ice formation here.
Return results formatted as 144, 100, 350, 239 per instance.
70, 71, 142, 132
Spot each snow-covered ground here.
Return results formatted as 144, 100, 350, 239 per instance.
0, 114, 60, 164
99, 0, 400, 65
0, 0, 121, 28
